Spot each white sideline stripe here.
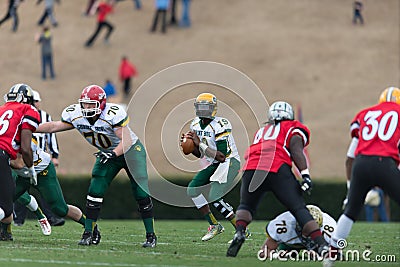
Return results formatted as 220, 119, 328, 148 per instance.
0, 258, 188, 267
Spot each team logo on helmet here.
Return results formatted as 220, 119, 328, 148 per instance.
194, 93, 217, 119
4, 83, 34, 105
79, 85, 107, 118
379, 87, 400, 104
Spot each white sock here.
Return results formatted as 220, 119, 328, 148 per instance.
331, 214, 354, 248
26, 195, 39, 212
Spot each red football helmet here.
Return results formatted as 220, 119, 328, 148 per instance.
79, 85, 107, 118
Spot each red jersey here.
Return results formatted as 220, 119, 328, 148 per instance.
0, 102, 40, 159
97, 2, 113, 22
243, 120, 310, 172
350, 102, 400, 164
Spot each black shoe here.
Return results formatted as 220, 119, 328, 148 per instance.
0, 230, 13, 241
92, 225, 101, 245
142, 232, 157, 248
49, 217, 65, 226
226, 230, 246, 257
78, 231, 92, 246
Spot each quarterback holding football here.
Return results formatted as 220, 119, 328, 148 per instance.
182, 93, 249, 241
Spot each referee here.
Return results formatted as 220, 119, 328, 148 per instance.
13, 90, 65, 227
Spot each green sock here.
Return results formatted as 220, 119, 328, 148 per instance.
204, 212, 218, 225
77, 215, 86, 226
142, 218, 154, 233
34, 207, 46, 220
85, 219, 96, 232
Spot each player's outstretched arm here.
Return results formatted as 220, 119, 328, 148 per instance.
36, 121, 74, 133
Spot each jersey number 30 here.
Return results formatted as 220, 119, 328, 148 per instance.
362, 110, 398, 141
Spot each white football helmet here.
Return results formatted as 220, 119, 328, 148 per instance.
268, 101, 294, 121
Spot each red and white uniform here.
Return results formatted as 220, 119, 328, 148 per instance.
350, 102, 400, 164
0, 102, 40, 159
243, 120, 310, 172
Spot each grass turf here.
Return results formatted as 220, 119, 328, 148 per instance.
0, 220, 398, 267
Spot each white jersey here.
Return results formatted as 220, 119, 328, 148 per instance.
266, 211, 336, 248
61, 103, 138, 151
13, 137, 51, 177
190, 116, 240, 164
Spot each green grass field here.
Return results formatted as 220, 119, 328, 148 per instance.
1, 220, 398, 267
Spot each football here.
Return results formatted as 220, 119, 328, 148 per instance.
181, 135, 195, 155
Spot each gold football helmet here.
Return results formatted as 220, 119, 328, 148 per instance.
306, 205, 323, 228
194, 93, 217, 119
379, 87, 400, 104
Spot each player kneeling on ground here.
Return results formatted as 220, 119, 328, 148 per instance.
258, 205, 336, 261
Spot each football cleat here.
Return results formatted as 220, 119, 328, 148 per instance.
92, 224, 101, 245
78, 231, 92, 246
226, 230, 246, 257
38, 218, 51, 236
0, 229, 13, 241
142, 232, 157, 248
201, 223, 224, 241
227, 228, 251, 244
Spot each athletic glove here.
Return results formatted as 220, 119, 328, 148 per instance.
28, 166, 37, 186
300, 174, 313, 195
94, 150, 117, 164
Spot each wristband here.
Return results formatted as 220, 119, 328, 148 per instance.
199, 143, 208, 154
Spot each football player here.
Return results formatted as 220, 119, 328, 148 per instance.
36, 85, 157, 247
227, 101, 328, 257
183, 93, 248, 241
325, 87, 400, 267
0, 83, 40, 241
258, 205, 336, 260
10, 136, 88, 239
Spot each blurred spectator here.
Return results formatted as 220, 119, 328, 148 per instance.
104, 79, 116, 97
169, 0, 177, 25
85, 0, 114, 47
0, 0, 23, 32
179, 0, 191, 27
119, 56, 137, 96
36, 26, 55, 80
37, 0, 60, 27
150, 0, 169, 33
353, 1, 364, 25
364, 188, 389, 222
133, 0, 141, 10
